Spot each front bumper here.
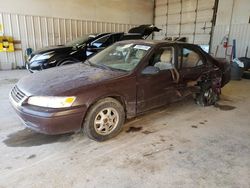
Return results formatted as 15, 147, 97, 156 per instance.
9, 94, 87, 135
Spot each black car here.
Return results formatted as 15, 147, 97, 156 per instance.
26, 25, 160, 72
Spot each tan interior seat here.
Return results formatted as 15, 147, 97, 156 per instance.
130, 49, 146, 64
154, 50, 173, 70
185, 52, 200, 67
160, 50, 172, 62
154, 50, 180, 83
135, 50, 145, 59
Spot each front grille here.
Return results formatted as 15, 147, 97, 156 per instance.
11, 86, 26, 103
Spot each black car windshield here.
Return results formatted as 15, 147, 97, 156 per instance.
88, 43, 151, 72
65, 35, 91, 47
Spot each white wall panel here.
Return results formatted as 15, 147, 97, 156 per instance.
181, 24, 195, 34
182, 0, 197, 12
0, 12, 137, 70
156, 0, 167, 6
211, 24, 250, 58
181, 12, 196, 23
154, 0, 216, 45
168, 2, 182, 14
155, 5, 167, 16
211, 0, 250, 59
168, 25, 181, 36
0, 0, 154, 26
198, 0, 215, 9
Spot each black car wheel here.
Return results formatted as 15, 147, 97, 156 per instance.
242, 71, 250, 79
195, 82, 219, 106
57, 59, 78, 66
83, 98, 125, 142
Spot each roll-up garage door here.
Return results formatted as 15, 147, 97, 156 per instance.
154, 0, 217, 47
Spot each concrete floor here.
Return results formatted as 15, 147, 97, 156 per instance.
0, 70, 249, 188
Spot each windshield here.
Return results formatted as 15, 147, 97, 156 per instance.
88, 43, 151, 72
65, 35, 91, 47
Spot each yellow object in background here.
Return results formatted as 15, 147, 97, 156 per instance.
0, 24, 3, 33
0, 36, 15, 52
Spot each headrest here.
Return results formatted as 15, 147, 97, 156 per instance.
160, 50, 172, 62
187, 52, 200, 64
135, 50, 145, 59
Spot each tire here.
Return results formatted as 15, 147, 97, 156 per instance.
195, 82, 219, 106
239, 57, 250, 70
57, 59, 77, 66
83, 98, 125, 142
242, 71, 250, 79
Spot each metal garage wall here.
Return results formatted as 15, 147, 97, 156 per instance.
210, 0, 250, 59
211, 24, 250, 58
154, 0, 216, 45
0, 12, 137, 70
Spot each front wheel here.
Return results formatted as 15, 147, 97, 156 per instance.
83, 98, 125, 141
57, 59, 77, 66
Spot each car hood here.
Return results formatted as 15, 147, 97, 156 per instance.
32, 45, 73, 55
17, 63, 127, 96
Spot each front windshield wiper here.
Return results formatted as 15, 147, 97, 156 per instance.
85, 60, 128, 72
85, 59, 112, 70
84, 59, 92, 66
95, 63, 112, 71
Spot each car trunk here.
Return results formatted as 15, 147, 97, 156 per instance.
128, 25, 161, 39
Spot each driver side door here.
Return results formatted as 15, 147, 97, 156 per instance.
136, 46, 181, 114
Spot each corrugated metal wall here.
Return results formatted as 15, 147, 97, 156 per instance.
154, 0, 215, 45
0, 12, 137, 70
211, 24, 250, 58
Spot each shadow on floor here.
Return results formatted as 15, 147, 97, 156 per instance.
3, 128, 73, 147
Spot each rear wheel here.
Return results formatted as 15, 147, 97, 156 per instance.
83, 98, 125, 141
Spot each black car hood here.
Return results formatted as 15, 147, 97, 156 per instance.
17, 63, 126, 96
32, 33, 111, 55
128, 25, 161, 39
33, 45, 73, 55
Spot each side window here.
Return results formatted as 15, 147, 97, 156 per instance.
112, 34, 123, 42
91, 35, 110, 48
149, 47, 174, 71
181, 48, 203, 68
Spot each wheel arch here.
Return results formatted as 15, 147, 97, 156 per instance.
80, 94, 128, 129
56, 57, 79, 66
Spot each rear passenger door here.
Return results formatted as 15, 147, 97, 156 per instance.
178, 46, 206, 83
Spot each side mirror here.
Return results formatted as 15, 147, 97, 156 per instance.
141, 66, 160, 75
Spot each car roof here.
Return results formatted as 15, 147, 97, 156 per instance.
88, 33, 111, 38
115, 39, 196, 46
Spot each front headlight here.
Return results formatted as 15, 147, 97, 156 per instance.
27, 96, 76, 108
32, 51, 55, 61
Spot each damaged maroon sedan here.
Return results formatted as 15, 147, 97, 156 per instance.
9, 40, 230, 141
